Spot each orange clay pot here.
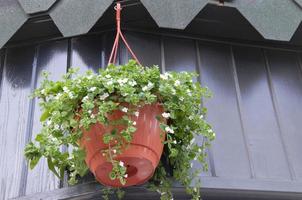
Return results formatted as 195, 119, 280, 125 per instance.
80, 103, 165, 187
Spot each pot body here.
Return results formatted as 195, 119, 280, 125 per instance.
80, 103, 165, 187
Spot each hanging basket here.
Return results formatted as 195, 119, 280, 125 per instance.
80, 103, 165, 187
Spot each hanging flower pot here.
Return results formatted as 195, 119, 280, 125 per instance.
81, 103, 165, 187
24, 2, 215, 200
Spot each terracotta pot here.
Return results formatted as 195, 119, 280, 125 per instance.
80, 103, 165, 187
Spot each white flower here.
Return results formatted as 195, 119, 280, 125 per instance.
124, 174, 128, 178
190, 163, 193, 168
134, 111, 139, 117
87, 75, 93, 80
46, 120, 52, 126
171, 89, 176, 95
54, 124, 60, 130
119, 161, 124, 167
189, 115, 194, 120
55, 93, 62, 100
105, 74, 111, 79
82, 96, 89, 102
121, 107, 128, 113
117, 79, 123, 84
193, 187, 197, 192
160, 73, 171, 80
198, 148, 202, 153
107, 80, 113, 85
194, 157, 197, 161
200, 115, 204, 119
186, 89, 192, 96
142, 86, 148, 91
41, 89, 46, 94
160, 74, 168, 80
68, 92, 74, 99
133, 121, 137, 125
50, 137, 58, 143
100, 93, 109, 100
174, 80, 180, 86
162, 112, 170, 119
63, 86, 69, 92
117, 78, 128, 85
190, 138, 195, 145
179, 97, 184, 101
113, 149, 117, 154
129, 80, 137, 86
208, 129, 213, 133
142, 82, 154, 91
165, 127, 174, 134
88, 110, 92, 114
173, 140, 177, 144
91, 114, 95, 119
213, 133, 216, 138
89, 87, 97, 92
147, 82, 154, 88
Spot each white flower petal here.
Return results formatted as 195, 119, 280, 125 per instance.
119, 161, 124, 167
121, 107, 128, 113
162, 112, 170, 119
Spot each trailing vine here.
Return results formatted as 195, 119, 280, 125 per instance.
25, 60, 215, 200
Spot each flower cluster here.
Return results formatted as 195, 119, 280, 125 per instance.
24, 60, 215, 200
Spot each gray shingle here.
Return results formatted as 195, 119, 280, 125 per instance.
18, 0, 57, 14
141, 0, 209, 29
49, 0, 113, 37
230, 0, 302, 41
0, 0, 28, 48
294, 0, 302, 7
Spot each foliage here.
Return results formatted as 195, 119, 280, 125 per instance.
24, 60, 215, 200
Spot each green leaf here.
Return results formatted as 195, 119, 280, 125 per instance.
29, 156, 41, 169
60, 166, 65, 180
116, 188, 125, 200
103, 133, 113, 144
40, 110, 50, 122
128, 126, 137, 133
170, 148, 179, 157
47, 157, 60, 179
119, 177, 126, 185
109, 171, 116, 180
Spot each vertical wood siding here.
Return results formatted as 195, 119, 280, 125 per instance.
0, 46, 36, 199
25, 40, 69, 195
198, 42, 252, 178
0, 31, 302, 199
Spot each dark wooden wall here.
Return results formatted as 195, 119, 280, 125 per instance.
0, 31, 302, 200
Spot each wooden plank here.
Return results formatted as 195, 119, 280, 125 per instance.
163, 37, 196, 72
0, 50, 3, 96
232, 46, 292, 180
0, 45, 36, 199
12, 178, 302, 200
25, 40, 69, 195
198, 42, 251, 178
121, 32, 161, 67
265, 49, 302, 180
71, 32, 114, 73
